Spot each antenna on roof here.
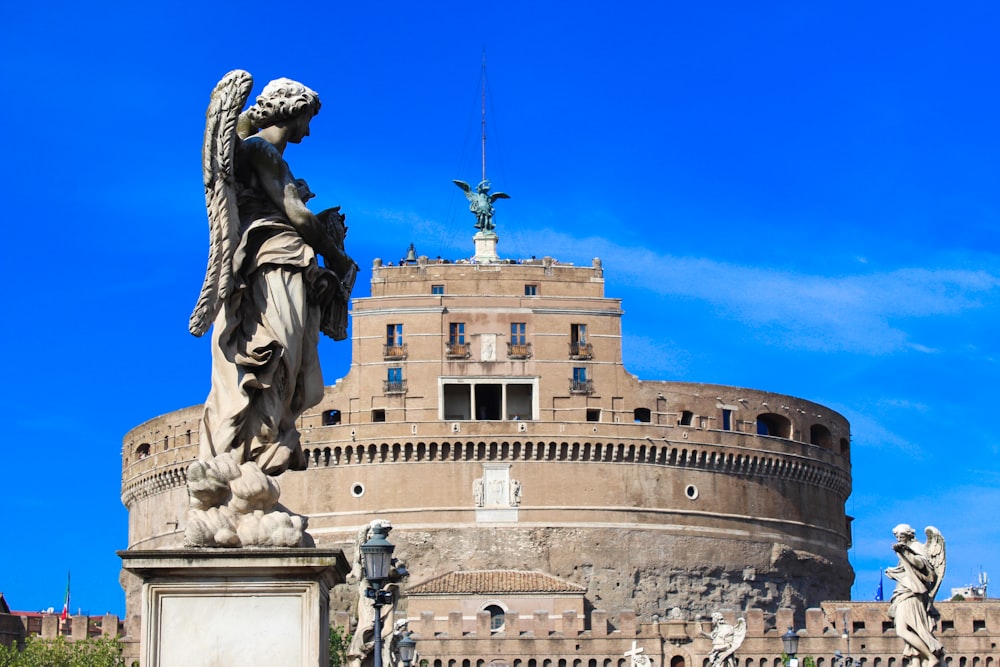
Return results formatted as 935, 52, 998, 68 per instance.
481, 48, 487, 183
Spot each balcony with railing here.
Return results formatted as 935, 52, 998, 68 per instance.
383, 379, 408, 395
383, 344, 408, 360
569, 342, 594, 360
570, 379, 594, 394
446, 342, 471, 359
507, 342, 532, 360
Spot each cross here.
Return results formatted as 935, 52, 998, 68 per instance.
624, 640, 644, 664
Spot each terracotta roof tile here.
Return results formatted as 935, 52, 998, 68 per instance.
409, 570, 586, 595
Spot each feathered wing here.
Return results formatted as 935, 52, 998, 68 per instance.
490, 192, 510, 203
453, 179, 473, 201
188, 70, 254, 336
719, 618, 747, 663
924, 526, 946, 601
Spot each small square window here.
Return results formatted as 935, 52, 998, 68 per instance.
371, 409, 386, 422
524, 284, 538, 296
586, 409, 601, 422
432, 284, 444, 295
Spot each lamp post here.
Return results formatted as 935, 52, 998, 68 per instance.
398, 631, 417, 667
361, 523, 396, 667
782, 627, 800, 667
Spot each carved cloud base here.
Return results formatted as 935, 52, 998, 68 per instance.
185, 452, 309, 547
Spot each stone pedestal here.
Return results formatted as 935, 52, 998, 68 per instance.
473, 230, 499, 262
120, 548, 348, 667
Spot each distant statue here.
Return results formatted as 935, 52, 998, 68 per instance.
702, 613, 746, 667
185, 70, 358, 547
453, 179, 509, 232
473, 478, 484, 507
886, 524, 946, 667
510, 479, 522, 507
348, 520, 408, 667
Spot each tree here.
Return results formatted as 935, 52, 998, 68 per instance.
330, 626, 351, 667
0, 635, 125, 667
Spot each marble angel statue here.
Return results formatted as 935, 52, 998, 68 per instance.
703, 612, 746, 667
886, 524, 946, 667
184, 70, 357, 547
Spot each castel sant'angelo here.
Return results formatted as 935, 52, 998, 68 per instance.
121, 193, 855, 626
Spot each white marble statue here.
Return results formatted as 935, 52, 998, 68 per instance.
185, 70, 357, 547
886, 524, 946, 667
703, 613, 746, 667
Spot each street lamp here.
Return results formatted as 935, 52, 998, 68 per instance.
782, 627, 800, 667
361, 523, 396, 667
398, 631, 417, 667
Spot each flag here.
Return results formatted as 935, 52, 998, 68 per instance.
875, 570, 884, 601
60, 572, 70, 621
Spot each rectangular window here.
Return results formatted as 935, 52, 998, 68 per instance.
371, 409, 385, 422
449, 322, 465, 344
510, 322, 526, 345
431, 284, 444, 295
571, 324, 587, 343
586, 409, 601, 422
524, 284, 538, 296
573, 367, 587, 382
386, 324, 403, 346
722, 409, 733, 431
387, 367, 402, 383
570, 323, 592, 359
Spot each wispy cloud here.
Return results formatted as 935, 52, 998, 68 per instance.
525, 229, 1000, 355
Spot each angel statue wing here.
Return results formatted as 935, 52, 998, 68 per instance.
719, 618, 747, 664
188, 69, 254, 337
453, 179, 473, 199
924, 526, 946, 602
490, 191, 511, 203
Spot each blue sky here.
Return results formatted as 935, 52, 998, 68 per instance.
2, 2, 997, 616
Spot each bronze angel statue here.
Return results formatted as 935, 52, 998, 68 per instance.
453, 179, 509, 231
190, 70, 357, 480
886, 524, 946, 667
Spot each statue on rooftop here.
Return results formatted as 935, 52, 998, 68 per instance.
184, 70, 358, 548
453, 179, 509, 232
703, 613, 746, 667
886, 524, 947, 667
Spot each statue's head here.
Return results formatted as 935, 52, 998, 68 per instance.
242, 78, 321, 132
477, 180, 491, 193
711, 612, 724, 624
893, 523, 916, 541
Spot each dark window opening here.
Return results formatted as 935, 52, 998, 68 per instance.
485, 604, 505, 631
475, 384, 502, 420
634, 407, 651, 423
756, 412, 792, 438
722, 408, 733, 431
679, 410, 694, 426
322, 409, 341, 425
587, 409, 601, 422
507, 384, 532, 420
136, 443, 151, 459
810, 423, 833, 448
524, 284, 538, 296
444, 384, 471, 420
940, 620, 954, 632
371, 409, 386, 423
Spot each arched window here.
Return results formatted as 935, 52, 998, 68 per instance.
634, 407, 651, 423
135, 443, 151, 459
756, 413, 791, 438
322, 409, 341, 425
484, 604, 505, 632
810, 423, 833, 448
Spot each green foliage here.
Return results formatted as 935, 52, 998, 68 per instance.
0, 635, 125, 667
329, 626, 350, 667
951, 593, 965, 601
803, 657, 817, 667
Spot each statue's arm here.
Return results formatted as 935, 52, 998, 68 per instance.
251, 144, 353, 275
